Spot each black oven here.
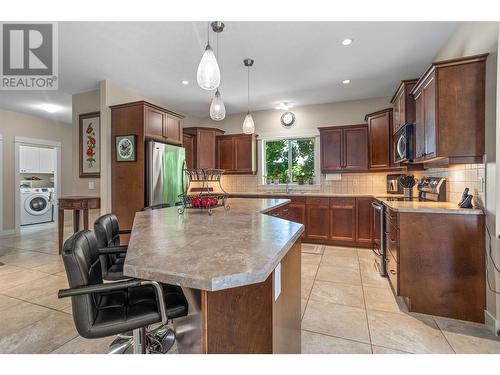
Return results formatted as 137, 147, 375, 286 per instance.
394, 123, 414, 163
371, 200, 386, 276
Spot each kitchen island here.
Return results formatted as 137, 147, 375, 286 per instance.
124, 198, 303, 354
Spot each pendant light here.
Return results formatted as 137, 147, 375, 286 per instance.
209, 23, 226, 121
242, 58, 255, 134
197, 22, 223, 91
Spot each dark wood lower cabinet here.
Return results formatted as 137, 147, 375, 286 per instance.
330, 198, 356, 242
305, 199, 330, 240
356, 197, 373, 245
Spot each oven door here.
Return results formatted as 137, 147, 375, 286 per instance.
371, 201, 387, 276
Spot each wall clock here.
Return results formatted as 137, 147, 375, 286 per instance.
280, 111, 296, 127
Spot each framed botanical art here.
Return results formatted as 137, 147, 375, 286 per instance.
79, 112, 100, 178
115, 134, 137, 162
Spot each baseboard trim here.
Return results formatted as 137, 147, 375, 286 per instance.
0, 229, 16, 237
484, 310, 500, 336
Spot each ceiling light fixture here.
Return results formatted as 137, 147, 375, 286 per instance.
37, 104, 61, 113
341, 38, 353, 46
342, 79, 351, 84
242, 58, 255, 134
181, 80, 189, 85
197, 22, 223, 91
209, 22, 226, 121
275, 102, 293, 111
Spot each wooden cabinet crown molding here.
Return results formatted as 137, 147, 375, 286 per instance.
364, 107, 393, 122
109, 100, 184, 119
390, 79, 419, 104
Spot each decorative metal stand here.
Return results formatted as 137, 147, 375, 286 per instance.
178, 168, 230, 216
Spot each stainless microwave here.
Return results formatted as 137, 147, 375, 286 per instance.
394, 123, 414, 163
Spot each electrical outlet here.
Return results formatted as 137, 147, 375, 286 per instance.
88, 181, 95, 190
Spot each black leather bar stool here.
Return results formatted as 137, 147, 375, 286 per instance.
58, 230, 188, 354
142, 203, 171, 211
94, 213, 129, 281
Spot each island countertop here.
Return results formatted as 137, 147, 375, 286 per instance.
123, 198, 304, 292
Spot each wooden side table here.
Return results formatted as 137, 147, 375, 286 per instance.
58, 196, 100, 254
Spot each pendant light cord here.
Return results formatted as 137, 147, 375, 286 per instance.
206, 21, 210, 47
247, 65, 250, 113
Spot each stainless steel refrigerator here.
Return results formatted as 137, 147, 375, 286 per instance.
146, 141, 186, 207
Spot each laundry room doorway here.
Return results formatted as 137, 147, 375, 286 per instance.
14, 137, 62, 236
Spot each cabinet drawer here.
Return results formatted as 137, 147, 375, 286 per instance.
386, 252, 398, 294
306, 197, 329, 206
385, 231, 398, 263
330, 197, 356, 208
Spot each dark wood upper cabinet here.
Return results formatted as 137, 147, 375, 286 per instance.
390, 79, 418, 134
216, 134, 257, 174
165, 115, 182, 142
109, 101, 184, 229
410, 53, 487, 164
183, 127, 225, 169
319, 125, 368, 173
330, 198, 356, 242
365, 108, 393, 169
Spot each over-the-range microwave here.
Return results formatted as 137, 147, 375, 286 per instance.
394, 123, 414, 163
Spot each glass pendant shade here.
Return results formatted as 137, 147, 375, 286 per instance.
242, 112, 255, 134
197, 44, 220, 90
210, 89, 226, 121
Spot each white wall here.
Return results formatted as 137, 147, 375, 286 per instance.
194, 96, 392, 137
435, 21, 499, 331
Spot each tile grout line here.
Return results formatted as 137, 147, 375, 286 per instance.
431, 315, 457, 354
357, 248, 374, 354
301, 328, 372, 348
0, 292, 72, 315
301, 244, 325, 321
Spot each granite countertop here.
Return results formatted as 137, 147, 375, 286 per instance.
123, 198, 304, 291
376, 198, 484, 215
228, 191, 375, 198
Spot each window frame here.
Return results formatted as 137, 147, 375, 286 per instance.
261, 136, 319, 185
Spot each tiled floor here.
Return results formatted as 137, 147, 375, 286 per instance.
1, 225, 499, 354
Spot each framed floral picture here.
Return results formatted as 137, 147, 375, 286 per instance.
79, 112, 100, 178
115, 134, 136, 162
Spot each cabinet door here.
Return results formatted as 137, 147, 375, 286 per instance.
165, 115, 182, 143
356, 198, 373, 244
414, 90, 425, 160
197, 130, 216, 169
234, 135, 255, 173
20, 146, 40, 173
368, 112, 391, 169
320, 129, 343, 172
145, 107, 164, 139
330, 198, 356, 242
343, 127, 368, 171
306, 204, 330, 240
183, 134, 194, 169
287, 204, 305, 225
423, 74, 436, 159
39, 148, 56, 173
217, 136, 235, 171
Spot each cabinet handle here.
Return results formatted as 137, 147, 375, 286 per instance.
390, 270, 396, 275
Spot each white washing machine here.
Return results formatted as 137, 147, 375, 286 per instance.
21, 188, 55, 226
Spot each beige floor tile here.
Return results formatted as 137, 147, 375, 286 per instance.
32, 260, 66, 275
302, 330, 372, 354
301, 253, 322, 266
301, 243, 324, 254
323, 246, 359, 258
359, 260, 391, 288
310, 280, 364, 308
367, 310, 454, 354
0, 264, 25, 276
0, 294, 23, 312
0, 310, 78, 354
30, 292, 72, 312
0, 250, 59, 269
0, 301, 53, 338
302, 300, 370, 343
0, 246, 17, 257
357, 249, 374, 261
52, 335, 115, 354
301, 298, 308, 318
434, 316, 500, 354
372, 345, 412, 354
2, 274, 68, 300
0, 269, 50, 292
321, 253, 359, 270
302, 263, 319, 299
363, 286, 401, 313
316, 264, 361, 285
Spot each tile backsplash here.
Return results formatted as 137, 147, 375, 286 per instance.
220, 163, 486, 207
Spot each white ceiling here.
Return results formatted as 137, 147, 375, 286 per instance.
0, 22, 458, 123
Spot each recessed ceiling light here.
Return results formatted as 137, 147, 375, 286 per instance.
37, 104, 61, 113
341, 38, 353, 46
181, 80, 189, 85
342, 79, 351, 85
